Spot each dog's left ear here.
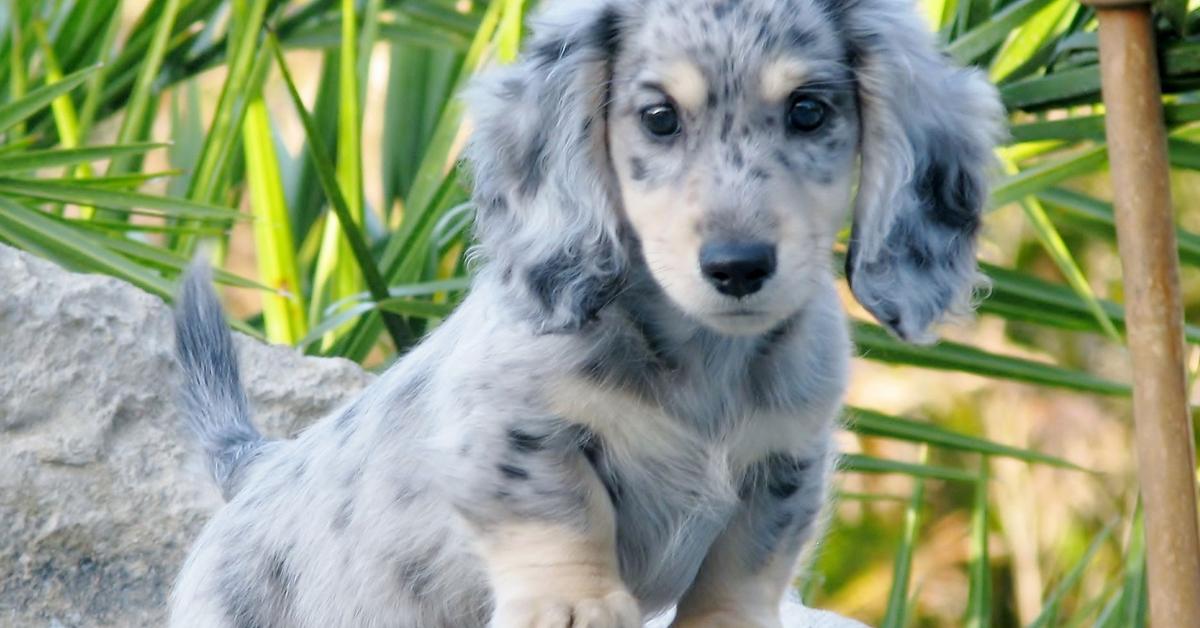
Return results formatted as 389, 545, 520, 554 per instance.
839, 0, 1005, 343
464, 1, 627, 332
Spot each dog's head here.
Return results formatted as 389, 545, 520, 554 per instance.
467, 0, 1003, 342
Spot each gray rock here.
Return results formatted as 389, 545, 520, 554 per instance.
645, 599, 870, 627
0, 245, 373, 627
0, 245, 868, 628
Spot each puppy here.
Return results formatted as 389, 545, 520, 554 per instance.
170, 0, 1002, 626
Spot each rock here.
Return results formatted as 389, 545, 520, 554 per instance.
646, 599, 871, 627
0, 245, 869, 628
0, 245, 373, 627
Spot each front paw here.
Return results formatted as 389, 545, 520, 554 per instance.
492, 590, 641, 628
671, 609, 782, 628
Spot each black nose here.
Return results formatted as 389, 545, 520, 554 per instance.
699, 241, 777, 298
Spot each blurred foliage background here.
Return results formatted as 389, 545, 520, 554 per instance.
3, 0, 1200, 625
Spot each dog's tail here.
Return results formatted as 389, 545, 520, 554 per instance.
174, 260, 268, 500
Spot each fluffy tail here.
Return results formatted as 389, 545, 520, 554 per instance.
174, 261, 267, 500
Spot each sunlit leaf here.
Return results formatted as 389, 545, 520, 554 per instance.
0, 142, 165, 174
0, 177, 242, 221
847, 407, 1085, 470
0, 64, 96, 135
853, 322, 1130, 396
882, 446, 929, 628
1028, 520, 1117, 627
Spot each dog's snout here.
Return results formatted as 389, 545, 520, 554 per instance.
699, 241, 776, 298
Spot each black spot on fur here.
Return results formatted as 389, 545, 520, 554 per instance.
814, 167, 836, 186
872, 298, 903, 330
630, 156, 648, 181
395, 484, 422, 505
769, 477, 800, 499
267, 550, 294, 596
526, 252, 573, 311
507, 427, 547, 453
291, 458, 307, 480
577, 306, 672, 398
736, 453, 826, 570
486, 194, 508, 216
581, 435, 602, 467
581, 433, 623, 507
755, 22, 772, 46
525, 249, 622, 328
588, 6, 624, 58
220, 545, 297, 628
772, 511, 796, 535
749, 166, 771, 181
787, 26, 815, 48
499, 77, 525, 100
395, 542, 442, 596
331, 498, 353, 532
720, 113, 734, 141
757, 318, 793, 357
499, 463, 530, 480
221, 590, 255, 628
774, 149, 795, 170
532, 37, 572, 66
844, 237, 859, 286
518, 127, 548, 197
341, 465, 363, 488
334, 406, 355, 432
765, 454, 812, 499
389, 371, 430, 411
917, 155, 983, 232
902, 228, 934, 268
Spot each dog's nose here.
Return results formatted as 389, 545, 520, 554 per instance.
699, 241, 776, 298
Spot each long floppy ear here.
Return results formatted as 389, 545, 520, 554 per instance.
464, 1, 627, 332
838, 0, 1005, 343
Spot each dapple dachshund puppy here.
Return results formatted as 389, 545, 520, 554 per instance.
170, 0, 1002, 625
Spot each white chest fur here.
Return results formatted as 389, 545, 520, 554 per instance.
543, 375, 834, 611
546, 375, 832, 477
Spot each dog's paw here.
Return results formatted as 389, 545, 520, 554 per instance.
670, 609, 782, 628
492, 590, 641, 628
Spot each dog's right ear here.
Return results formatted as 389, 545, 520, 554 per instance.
465, 1, 628, 332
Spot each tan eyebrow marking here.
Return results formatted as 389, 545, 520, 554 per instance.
660, 61, 708, 110
760, 58, 811, 103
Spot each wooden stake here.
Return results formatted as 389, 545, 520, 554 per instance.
1092, 4, 1200, 625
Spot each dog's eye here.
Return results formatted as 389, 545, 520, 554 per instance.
786, 95, 826, 133
640, 104, 681, 137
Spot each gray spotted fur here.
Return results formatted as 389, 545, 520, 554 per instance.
174, 262, 268, 501
170, 0, 1001, 625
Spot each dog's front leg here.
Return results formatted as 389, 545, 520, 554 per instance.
451, 424, 640, 628
671, 446, 832, 628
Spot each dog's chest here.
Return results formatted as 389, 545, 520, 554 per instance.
545, 377, 754, 610
596, 444, 739, 611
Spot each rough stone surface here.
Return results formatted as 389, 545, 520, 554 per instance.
0, 245, 373, 627
645, 600, 869, 627
0, 245, 867, 628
